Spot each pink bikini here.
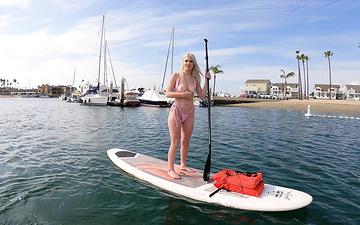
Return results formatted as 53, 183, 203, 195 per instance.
171, 76, 196, 127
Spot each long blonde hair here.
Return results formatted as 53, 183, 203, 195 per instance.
180, 53, 202, 85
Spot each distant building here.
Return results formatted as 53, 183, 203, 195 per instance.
313, 84, 341, 99
344, 84, 360, 100
270, 83, 299, 99
244, 79, 271, 94
38, 84, 51, 95
38, 84, 73, 97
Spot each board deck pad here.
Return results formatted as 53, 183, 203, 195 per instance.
107, 148, 312, 211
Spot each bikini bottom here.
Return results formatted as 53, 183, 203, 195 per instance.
170, 103, 194, 128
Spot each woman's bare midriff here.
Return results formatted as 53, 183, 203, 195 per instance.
174, 98, 194, 113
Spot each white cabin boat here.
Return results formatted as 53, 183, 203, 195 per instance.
138, 90, 170, 107
123, 90, 140, 107
81, 94, 108, 106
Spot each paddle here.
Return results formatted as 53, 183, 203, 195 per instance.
203, 38, 212, 181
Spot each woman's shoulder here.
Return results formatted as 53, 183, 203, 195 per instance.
171, 72, 181, 80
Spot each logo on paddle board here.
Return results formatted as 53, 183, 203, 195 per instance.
268, 190, 293, 200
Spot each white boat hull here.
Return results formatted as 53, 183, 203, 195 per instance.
138, 90, 170, 107
81, 94, 108, 106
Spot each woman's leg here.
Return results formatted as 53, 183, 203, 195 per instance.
167, 110, 181, 178
179, 110, 195, 172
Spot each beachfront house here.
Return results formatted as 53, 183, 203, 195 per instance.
270, 83, 298, 99
38, 84, 72, 97
244, 79, 271, 95
344, 84, 360, 100
313, 84, 341, 99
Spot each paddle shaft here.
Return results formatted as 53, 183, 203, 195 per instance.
203, 38, 212, 181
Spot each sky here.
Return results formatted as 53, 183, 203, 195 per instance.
0, 0, 359, 94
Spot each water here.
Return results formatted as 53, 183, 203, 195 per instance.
1, 98, 359, 225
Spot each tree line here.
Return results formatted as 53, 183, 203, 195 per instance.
281, 50, 334, 100
0, 78, 19, 90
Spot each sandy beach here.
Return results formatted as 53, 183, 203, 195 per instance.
229, 99, 360, 116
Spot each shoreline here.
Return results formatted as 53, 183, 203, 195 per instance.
2, 95, 360, 116
227, 99, 360, 116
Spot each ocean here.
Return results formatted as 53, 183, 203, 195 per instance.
0, 98, 359, 225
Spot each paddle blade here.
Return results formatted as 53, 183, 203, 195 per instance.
203, 151, 211, 181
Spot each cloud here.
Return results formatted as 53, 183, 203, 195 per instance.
47, 0, 98, 11
0, 12, 171, 88
0, 14, 11, 30
210, 46, 264, 57
0, 0, 31, 8
0, 16, 103, 87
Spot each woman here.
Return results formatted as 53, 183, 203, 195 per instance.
166, 52, 210, 179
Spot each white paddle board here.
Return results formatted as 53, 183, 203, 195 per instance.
107, 148, 312, 211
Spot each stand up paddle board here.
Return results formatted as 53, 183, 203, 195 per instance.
107, 148, 312, 211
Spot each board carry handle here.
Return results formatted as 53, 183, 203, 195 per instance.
209, 187, 223, 198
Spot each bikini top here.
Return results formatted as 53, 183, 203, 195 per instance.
175, 74, 196, 94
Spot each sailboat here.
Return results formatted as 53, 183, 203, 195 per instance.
81, 15, 109, 106
67, 68, 81, 103
138, 28, 174, 107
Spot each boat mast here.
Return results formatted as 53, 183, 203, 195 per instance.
106, 42, 118, 88
104, 40, 108, 89
160, 27, 174, 90
171, 27, 174, 75
72, 67, 76, 92
97, 15, 105, 91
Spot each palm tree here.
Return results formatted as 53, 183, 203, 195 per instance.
300, 54, 306, 99
13, 79, 17, 89
296, 51, 302, 100
324, 51, 334, 100
280, 69, 295, 99
304, 55, 310, 99
209, 65, 223, 97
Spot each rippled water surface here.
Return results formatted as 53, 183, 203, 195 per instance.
1, 98, 359, 225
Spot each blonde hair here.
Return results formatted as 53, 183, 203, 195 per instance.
180, 53, 202, 84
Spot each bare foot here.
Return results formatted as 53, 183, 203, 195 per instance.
179, 166, 196, 173
167, 169, 181, 179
